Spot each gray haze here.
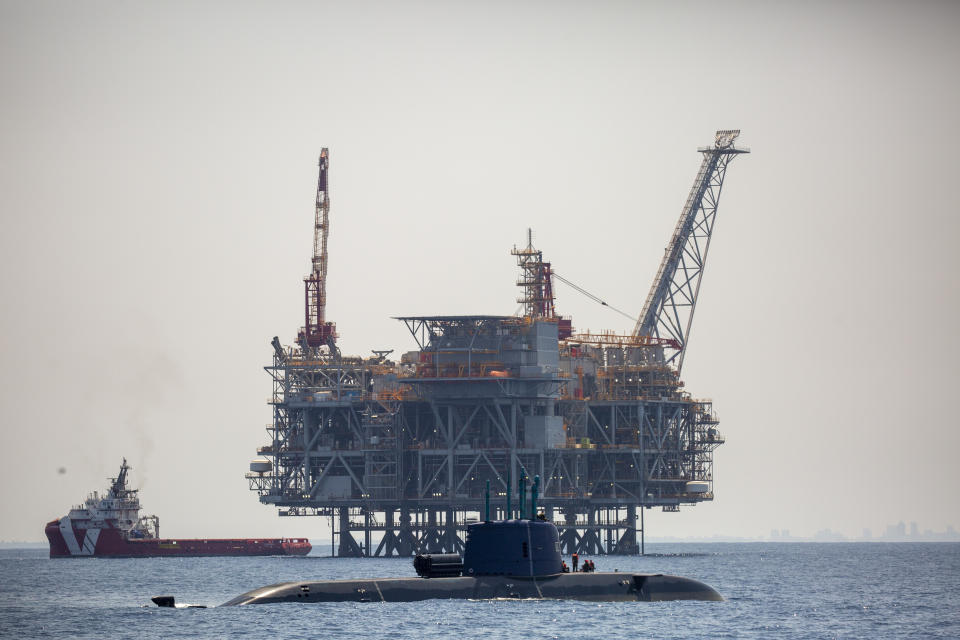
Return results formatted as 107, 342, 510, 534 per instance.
1, 1, 958, 542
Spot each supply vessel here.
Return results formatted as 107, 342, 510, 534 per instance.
45, 459, 311, 558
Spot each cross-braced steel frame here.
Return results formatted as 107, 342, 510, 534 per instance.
248, 322, 724, 557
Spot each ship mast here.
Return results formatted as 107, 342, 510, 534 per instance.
109, 458, 130, 497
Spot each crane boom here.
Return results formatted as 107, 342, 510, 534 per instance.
633, 130, 748, 373
300, 148, 337, 350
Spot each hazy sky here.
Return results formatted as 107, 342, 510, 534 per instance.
2, 1, 958, 542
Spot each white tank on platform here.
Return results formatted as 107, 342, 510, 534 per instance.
250, 459, 272, 473
685, 481, 710, 493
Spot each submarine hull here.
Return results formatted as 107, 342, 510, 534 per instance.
220, 572, 722, 606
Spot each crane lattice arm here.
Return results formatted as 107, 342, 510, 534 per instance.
633, 130, 749, 373
301, 148, 337, 350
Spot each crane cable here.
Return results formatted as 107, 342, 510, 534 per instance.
551, 271, 638, 324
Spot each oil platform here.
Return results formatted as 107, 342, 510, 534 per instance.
247, 131, 749, 556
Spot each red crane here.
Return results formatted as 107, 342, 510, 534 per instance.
299, 149, 337, 351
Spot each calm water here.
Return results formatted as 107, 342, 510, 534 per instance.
1, 543, 958, 639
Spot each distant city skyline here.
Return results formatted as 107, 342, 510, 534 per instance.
768, 522, 959, 543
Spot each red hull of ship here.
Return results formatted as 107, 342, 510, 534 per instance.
45, 520, 311, 558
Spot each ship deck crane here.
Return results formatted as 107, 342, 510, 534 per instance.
633, 130, 749, 373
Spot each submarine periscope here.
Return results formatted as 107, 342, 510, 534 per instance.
153, 476, 722, 607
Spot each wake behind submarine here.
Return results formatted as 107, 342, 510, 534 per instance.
153, 477, 722, 607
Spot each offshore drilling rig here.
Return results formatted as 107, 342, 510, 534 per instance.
247, 131, 749, 556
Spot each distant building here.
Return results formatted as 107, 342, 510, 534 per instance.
884, 522, 907, 539
813, 528, 845, 542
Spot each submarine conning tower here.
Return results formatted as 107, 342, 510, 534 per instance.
462, 520, 563, 577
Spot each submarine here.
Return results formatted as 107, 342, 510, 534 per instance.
153, 477, 722, 607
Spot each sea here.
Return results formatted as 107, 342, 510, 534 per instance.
1, 542, 957, 639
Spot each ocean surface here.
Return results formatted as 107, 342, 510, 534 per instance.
1, 542, 957, 639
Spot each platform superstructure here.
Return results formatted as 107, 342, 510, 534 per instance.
247, 132, 748, 556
